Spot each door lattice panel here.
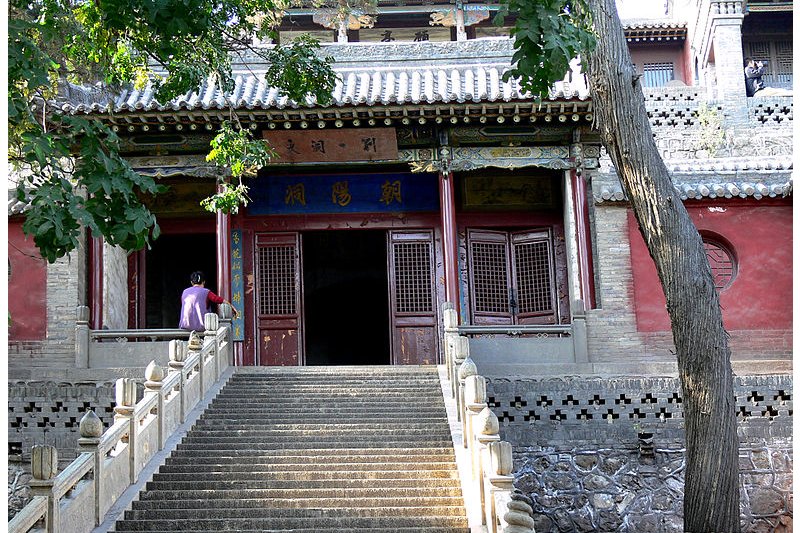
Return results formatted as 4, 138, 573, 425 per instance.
470, 241, 510, 314
392, 242, 433, 314
514, 240, 554, 314
258, 246, 297, 315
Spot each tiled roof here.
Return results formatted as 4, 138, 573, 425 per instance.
595, 179, 792, 202
58, 39, 589, 116
594, 157, 793, 202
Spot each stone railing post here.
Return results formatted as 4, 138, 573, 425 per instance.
77, 411, 103, 526
114, 378, 137, 483
502, 489, 536, 533
464, 374, 487, 449
168, 340, 188, 423
442, 304, 459, 399
218, 303, 233, 367
204, 312, 220, 380
144, 361, 166, 449
29, 444, 59, 533
473, 406, 501, 521
451, 336, 469, 400
187, 331, 203, 393
485, 441, 515, 533
571, 299, 588, 364
457, 354, 477, 425
75, 306, 90, 369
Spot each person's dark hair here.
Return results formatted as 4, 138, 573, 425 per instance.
190, 271, 206, 285
744, 57, 753, 66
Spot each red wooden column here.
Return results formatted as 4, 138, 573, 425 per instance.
570, 170, 595, 309
438, 171, 460, 314
216, 203, 232, 302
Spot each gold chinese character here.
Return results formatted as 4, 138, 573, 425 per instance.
234, 325, 242, 337
232, 260, 242, 272
233, 273, 242, 284
331, 181, 352, 207
232, 248, 241, 259
232, 292, 242, 304
232, 232, 240, 244
380, 180, 402, 205
285, 183, 306, 206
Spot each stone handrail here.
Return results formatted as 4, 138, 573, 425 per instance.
9, 311, 232, 533
441, 302, 537, 533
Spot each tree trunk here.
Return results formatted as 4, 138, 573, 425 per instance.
584, 1, 740, 531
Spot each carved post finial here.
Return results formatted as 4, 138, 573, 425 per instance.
203, 312, 219, 332
79, 411, 103, 439
115, 378, 136, 408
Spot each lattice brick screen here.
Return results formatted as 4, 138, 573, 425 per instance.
470, 241, 510, 314
514, 240, 554, 314
258, 246, 296, 315
393, 241, 433, 313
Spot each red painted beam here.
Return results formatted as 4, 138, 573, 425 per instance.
438, 171, 460, 314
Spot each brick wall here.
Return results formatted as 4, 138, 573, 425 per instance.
9, 236, 86, 373
586, 202, 792, 363
103, 243, 128, 329
7, 381, 120, 462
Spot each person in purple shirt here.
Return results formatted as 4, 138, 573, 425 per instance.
179, 271, 239, 331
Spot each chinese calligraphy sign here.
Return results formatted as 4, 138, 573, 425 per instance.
263, 129, 398, 163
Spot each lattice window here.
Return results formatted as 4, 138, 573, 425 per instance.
258, 246, 296, 315
703, 239, 736, 290
470, 241, 510, 314
643, 62, 675, 87
746, 40, 793, 88
393, 241, 433, 313
514, 240, 554, 314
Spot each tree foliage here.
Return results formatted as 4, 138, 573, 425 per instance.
505, 1, 740, 531
9, 0, 337, 262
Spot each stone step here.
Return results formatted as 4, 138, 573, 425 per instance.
198, 408, 445, 416
206, 399, 444, 406
125, 506, 467, 519
182, 428, 451, 439
138, 487, 463, 501
145, 478, 461, 491
165, 446, 454, 458
192, 419, 447, 428
130, 496, 465, 511
174, 441, 453, 451
152, 469, 459, 482
115, 516, 467, 531
160, 460, 456, 472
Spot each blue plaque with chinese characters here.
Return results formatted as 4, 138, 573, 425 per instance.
247, 173, 439, 215
230, 229, 245, 341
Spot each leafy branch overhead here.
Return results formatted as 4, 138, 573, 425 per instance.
499, 0, 596, 98
9, 0, 338, 261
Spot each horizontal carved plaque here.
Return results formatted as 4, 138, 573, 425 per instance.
263, 128, 398, 163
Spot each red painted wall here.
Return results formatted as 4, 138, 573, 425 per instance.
9, 220, 48, 340
629, 201, 792, 331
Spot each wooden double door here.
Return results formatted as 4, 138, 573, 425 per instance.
254, 230, 439, 366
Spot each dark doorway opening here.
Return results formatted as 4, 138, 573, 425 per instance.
145, 234, 217, 328
302, 231, 391, 365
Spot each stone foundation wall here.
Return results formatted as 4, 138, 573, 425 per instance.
488, 374, 793, 533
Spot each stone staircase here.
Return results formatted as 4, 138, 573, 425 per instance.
114, 365, 469, 532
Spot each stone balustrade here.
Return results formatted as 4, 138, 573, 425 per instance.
441, 302, 536, 533
9, 311, 232, 533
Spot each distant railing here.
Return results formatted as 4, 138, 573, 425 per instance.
9, 311, 233, 533
75, 306, 235, 369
